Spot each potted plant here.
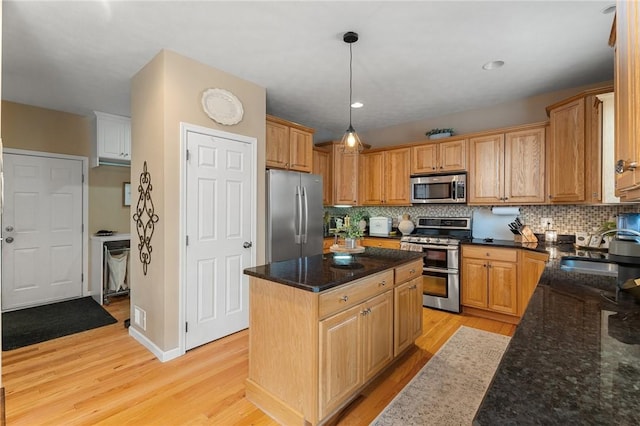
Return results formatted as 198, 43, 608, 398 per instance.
425, 128, 455, 140
341, 211, 366, 248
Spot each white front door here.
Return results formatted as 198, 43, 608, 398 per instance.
185, 128, 254, 350
2, 153, 83, 310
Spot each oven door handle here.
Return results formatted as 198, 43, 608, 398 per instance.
417, 244, 459, 251
423, 267, 459, 274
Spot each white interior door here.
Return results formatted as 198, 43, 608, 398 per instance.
2, 153, 83, 311
185, 129, 253, 350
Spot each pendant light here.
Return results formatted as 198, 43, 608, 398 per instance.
340, 31, 364, 153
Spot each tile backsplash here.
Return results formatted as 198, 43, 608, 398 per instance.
326, 204, 640, 235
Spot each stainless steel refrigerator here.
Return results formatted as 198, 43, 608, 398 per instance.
266, 169, 323, 262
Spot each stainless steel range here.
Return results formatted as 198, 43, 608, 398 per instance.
400, 217, 472, 313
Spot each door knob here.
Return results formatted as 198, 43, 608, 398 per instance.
5, 237, 14, 243
243, 241, 252, 248
5, 225, 13, 232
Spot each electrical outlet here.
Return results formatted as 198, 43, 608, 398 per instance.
540, 217, 553, 229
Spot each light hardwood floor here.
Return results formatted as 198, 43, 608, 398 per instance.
2, 296, 515, 425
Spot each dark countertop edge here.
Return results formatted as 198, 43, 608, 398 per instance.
462, 239, 550, 254
323, 233, 403, 240
244, 250, 424, 293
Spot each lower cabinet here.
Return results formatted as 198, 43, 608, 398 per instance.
461, 246, 518, 318
394, 276, 423, 356
361, 237, 401, 249
461, 245, 549, 323
246, 258, 424, 426
319, 291, 393, 418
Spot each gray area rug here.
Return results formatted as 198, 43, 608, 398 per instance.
371, 326, 511, 426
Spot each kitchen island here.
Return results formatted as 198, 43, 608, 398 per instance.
474, 244, 640, 425
243, 247, 425, 426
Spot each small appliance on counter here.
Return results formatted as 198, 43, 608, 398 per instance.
607, 213, 640, 258
369, 216, 392, 236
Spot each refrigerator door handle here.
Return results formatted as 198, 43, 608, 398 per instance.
294, 186, 302, 244
302, 186, 309, 244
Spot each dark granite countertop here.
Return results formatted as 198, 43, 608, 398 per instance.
463, 238, 550, 254
475, 248, 640, 425
243, 247, 424, 293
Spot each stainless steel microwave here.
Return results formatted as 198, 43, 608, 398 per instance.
410, 173, 466, 204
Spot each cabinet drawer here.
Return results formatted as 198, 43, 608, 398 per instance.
361, 238, 401, 249
462, 246, 517, 262
319, 270, 394, 319
395, 259, 423, 284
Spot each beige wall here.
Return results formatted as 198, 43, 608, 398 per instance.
1, 101, 131, 234
359, 81, 614, 146
130, 49, 266, 352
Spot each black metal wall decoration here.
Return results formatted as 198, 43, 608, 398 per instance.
132, 161, 159, 276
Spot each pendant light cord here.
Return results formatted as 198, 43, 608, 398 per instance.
348, 42, 353, 126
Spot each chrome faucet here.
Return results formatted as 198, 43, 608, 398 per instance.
599, 228, 640, 238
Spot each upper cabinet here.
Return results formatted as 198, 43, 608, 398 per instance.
266, 115, 314, 173
411, 138, 466, 174
315, 141, 362, 206
312, 147, 333, 206
611, 1, 640, 200
468, 124, 546, 205
92, 111, 131, 167
547, 98, 586, 202
360, 148, 411, 205
545, 86, 613, 203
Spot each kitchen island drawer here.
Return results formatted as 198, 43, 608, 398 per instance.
463, 246, 517, 262
319, 270, 394, 319
395, 259, 423, 284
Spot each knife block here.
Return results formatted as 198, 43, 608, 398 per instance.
514, 225, 538, 243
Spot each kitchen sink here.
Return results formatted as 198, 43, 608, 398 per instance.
559, 258, 618, 277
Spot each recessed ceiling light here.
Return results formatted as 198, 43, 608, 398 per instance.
351, 101, 364, 108
482, 60, 505, 70
601, 4, 616, 14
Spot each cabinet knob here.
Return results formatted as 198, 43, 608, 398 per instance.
483, 264, 487, 268
409, 284, 417, 290
410, 269, 416, 274
548, 195, 553, 199
379, 280, 386, 286
504, 197, 508, 201
340, 295, 349, 302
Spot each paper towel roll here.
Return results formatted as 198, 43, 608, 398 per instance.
491, 207, 521, 216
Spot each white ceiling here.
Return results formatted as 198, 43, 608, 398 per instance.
2, 1, 615, 145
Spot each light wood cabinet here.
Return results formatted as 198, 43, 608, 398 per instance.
318, 289, 394, 417
547, 98, 586, 202
461, 246, 518, 318
359, 147, 411, 205
411, 138, 467, 174
323, 237, 334, 254
394, 276, 423, 356
319, 302, 364, 418
461, 245, 549, 324
266, 115, 314, 173
468, 125, 546, 204
545, 86, 613, 203
518, 250, 549, 317
246, 258, 423, 426
611, 1, 640, 199
360, 237, 401, 250
313, 147, 332, 205
318, 142, 359, 206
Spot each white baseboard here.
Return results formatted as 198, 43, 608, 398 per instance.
128, 327, 183, 362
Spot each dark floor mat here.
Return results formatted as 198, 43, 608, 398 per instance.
2, 296, 117, 351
